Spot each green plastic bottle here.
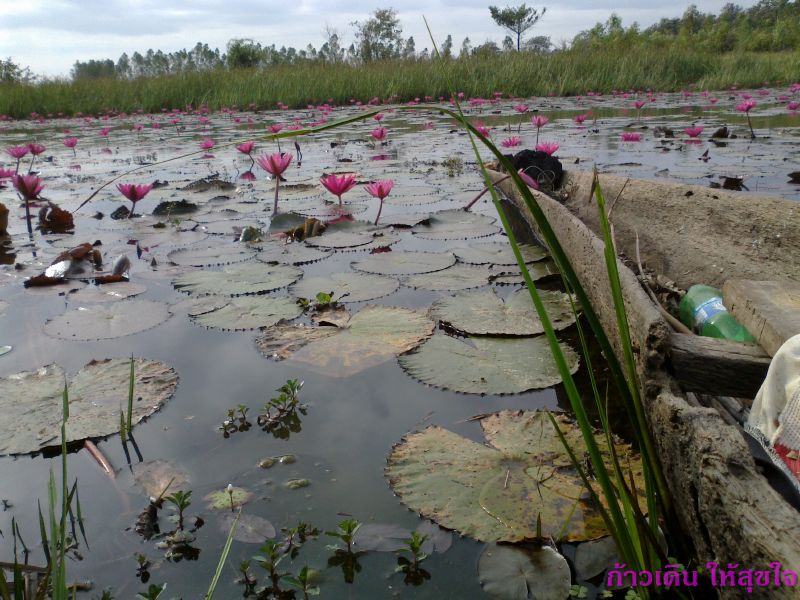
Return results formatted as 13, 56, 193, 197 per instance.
678, 284, 757, 343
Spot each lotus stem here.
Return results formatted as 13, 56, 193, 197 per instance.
273, 178, 280, 213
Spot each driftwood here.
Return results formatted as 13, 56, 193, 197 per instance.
489, 169, 800, 599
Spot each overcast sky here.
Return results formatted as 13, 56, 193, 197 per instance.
0, 1, 760, 77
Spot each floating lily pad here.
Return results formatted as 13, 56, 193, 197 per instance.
491, 260, 560, 286
402, 263, 492, 291
202, 219, 264, 236
429, 288, 576, 335
0, 358, 178, 455
412, 209, 500, 240
303, 231, 374, 249
205, 486, 253, 510
170, 295, 230, 317
400, 334, 578, 394
67, 282, 147, 304
573, 536, 619, 581
132, 460, 190, 499
417, 521, 453, 555
191, 297, 302, 331
353, 523, 410, 552
291, 272, 398, 303
172, 263, 301, 296
256, 305, 434, 377
43, 299, 171, 341
168, 245, 256, 267
219, 512, 276, 544
386, 410, 643, 542
379, 213, 432, 227
352, 251, 455, 276
454, 242, 548, 265
478, 544, 571, 600
256, 242, 332, 265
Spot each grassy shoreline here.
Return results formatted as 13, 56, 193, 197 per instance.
1, 48, 798, 119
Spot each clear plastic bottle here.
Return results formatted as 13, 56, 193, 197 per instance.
678, 284, 757, 343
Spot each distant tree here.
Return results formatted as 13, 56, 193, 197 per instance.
472, 40, 501, 56
523, 35, 552, 53
459, 36, 472, 58
0, 57, 34, 84
116, 53, 131, 78
440, 34, 453, 58
403, 36, 416, 58
226, 38, 263, 69
502, 35, 515, 51
319, 25, 346, 63
72, 58, 116, 80
352, 8, 406, 61
488, 4, 546, 50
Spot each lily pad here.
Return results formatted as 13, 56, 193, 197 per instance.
201, 219, 263, 236
303, 231, 375, 249
478, 544, 571, 600
491, 261, 560, 286
0, 358, 178, 455
379, 213, 432, 227
170, 295, 230, 317
168, 245, 256, 267
256, 305, 434, 377
191, 297, 302, 331
429, 288, 576, 335
132, 460, 190, 499
172, 263, 301, 296
43, 299, 171, 341
386, 410, 644, 542
352, 523, 410, 552
417, 521, 453, 555
573, 536, 619, 581
67, 282, 147, 304
402, 263, 492, 291
352, 251, 456, 276
454, 242, 548, 266
219, 512, 276, 544
290, 272, 399, 303
412, 209, 500, 240
256, 242, 331, 265
205, 486, 253, 510
400, 335, 578, 394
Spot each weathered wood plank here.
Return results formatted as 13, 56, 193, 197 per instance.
723, 279, 800, 357
669, 332, 771, 397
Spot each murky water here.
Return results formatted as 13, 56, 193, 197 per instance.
0, 87, 798, 599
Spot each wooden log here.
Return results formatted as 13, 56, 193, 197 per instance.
669, 332, 772, 397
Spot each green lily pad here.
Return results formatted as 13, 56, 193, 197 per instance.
256, 242, 332, 265
454, 242, 548, 265
67, 282, 147, 304
402, 263, 492, 291
256, 305, 434, 377
429, 288, 576, 335
352, 251, 456, 276
168, 245, 256, 267
205, 486, 253, 510
352, 523, 410, 552
202, 219, 264, 236
412, 209, 500, 240
43, 299, 171, 341
191, 297, 302, 331
290, 272, 399, 303
386, 410, 644, 542
219, 512, 276, 543
417, 521, 453, 555
490, 261, 560, 286
379, 213, 432, 227
304, 231, 376, 249
0, 358, 178, 455
170, 295, 230, 317
399, 335, 578, 394
478, 544, 571, 600
573, 536, 619, 581
172, 263, 301, 296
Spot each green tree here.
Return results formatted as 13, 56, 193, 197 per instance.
440, 34, 453, 58
226, 38, 263, 69
71, 59, 116, 80
0, 57, 34, 84
352, 8, 405, 61
488, 4, 546, 50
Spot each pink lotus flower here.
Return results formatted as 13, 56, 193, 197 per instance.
13, 174, 44, 200
788, 101, 800, 111
237, 141, 255, 155
374, 112, 385, 121
531, 115, 549, 128
633, 100, 646, 110
257, 153, 293, 213
574, 113, 589, 125
7, 146, 28, 160
63, 137, 78, 156
100, 127, 111, 136
371, 126, 388, 142
517, 169, 540, 190
621, 132, 642, 142
684, 127, 703, 138
736, 100, 756, 113
200, 138, 215, 150
239, 171, 256, 182
256, 153, 292, 177
28, 143, 45, 155
0, 167, 13, 180
320, 173, 357, 204
364, 179, 394, 225
536, 142, 559, 156
268, 124, 284, 134
513, 104, 528, 114
117, 183, 153, 217
501, 137, 521, 148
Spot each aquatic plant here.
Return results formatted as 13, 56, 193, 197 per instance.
621, 132, 642, 142
236, 140, 256, 169
320, 173, 356, 204
535, 142, 559, 156
12, 173, 43, 235
256, 152, 292, 213
736, 99, 757, 138
370, 126, 387, 142
6, 146, 27, 173
116, 183, 153, 218
62, 137, 78, 157
531, 115, 548, 145
364, 178, 393, 225
283, 566, 320, 599
325, 518, 360, 554
164, 490, 192, 531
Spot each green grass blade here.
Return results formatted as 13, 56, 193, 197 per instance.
204, 510, 239, 599
127, 356, 135, 435
0, 566, 11, 600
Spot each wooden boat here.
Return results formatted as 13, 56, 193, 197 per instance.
488, 167, 800, 599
